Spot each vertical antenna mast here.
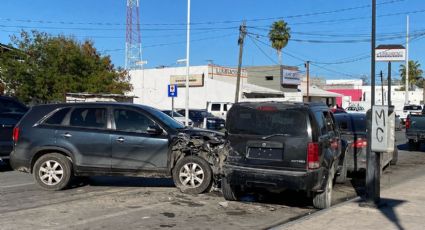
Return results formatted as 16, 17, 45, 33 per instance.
126, 0, 142, 70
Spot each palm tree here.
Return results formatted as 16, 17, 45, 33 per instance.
268, 20, 291, 66
400, 60, 423, 89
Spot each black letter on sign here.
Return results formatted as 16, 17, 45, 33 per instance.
376, 127, 384, 142
375, 109, 386, 127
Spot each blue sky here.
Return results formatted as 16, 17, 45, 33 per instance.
1, 0, 424, 80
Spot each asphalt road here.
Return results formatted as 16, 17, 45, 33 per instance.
1, 130, 425, 230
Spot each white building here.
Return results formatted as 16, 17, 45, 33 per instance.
129, 65, 303, 110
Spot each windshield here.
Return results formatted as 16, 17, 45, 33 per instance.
163, 110, 184, 117
148, 108, 185, 129
227, 106, 308, 136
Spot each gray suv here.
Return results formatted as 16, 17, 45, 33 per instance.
10, 103, 225, 194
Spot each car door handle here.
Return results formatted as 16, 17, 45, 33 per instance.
116, 137, 125, 143
61, 133, 72, 138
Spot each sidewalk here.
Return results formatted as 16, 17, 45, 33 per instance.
275, 174, 425, 230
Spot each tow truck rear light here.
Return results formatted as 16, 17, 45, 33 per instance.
307, 142, 320, 169
406, 117, 411, 129
352, 138, 367, 148
13, 127, 20, 142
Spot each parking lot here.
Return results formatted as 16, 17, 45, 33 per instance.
1, 130, 425, 229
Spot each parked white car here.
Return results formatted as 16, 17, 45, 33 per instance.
162, 110, 193, 127
345, 105, 365, 113
399, 105, 422, 123
207, 102, 233, 120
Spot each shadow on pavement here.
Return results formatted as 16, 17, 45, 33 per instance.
356, 198, 406, 230
76, 176, 175, 188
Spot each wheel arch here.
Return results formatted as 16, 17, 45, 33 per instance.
30, 147, 74, 173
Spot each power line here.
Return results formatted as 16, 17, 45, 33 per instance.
0, 0, 405, 27
247, 34, 279, 65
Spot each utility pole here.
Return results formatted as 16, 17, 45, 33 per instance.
380, 71, 384, 105
207, 59, 214, 79
364, 0, 381, 207
388, 62, 392, 106
235, 21, 246, 103
305, 61, 310, 102
405, 15, 409, 104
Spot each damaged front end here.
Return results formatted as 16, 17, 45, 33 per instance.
170, 130, 230, 186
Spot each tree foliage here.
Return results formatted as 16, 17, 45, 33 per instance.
268, 20, 291, 65
0, 30, 132, 104
399, 60, 423, 89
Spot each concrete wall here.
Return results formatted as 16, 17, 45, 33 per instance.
129, 66, 247, 110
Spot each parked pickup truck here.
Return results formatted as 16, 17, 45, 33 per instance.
405, 114, 425, 150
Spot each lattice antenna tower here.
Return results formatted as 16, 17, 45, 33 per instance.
125, 0, 142, 70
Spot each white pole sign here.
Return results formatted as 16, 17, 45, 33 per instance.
371, 105, 389, 152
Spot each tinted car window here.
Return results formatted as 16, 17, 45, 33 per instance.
69, 108, 107, 128
114, 109, 155, 133
44, 108, 71, 125
223, 104, 228, 111
334, 114, 367, 133
404, 105, 421, 110
227, 107, 308, 136
0, 98, 27, 113
314, 111, 326, 135
211, 104, 221, 111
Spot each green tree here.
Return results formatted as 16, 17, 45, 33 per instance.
0, 30, 132, 104
399, 60, 423, 89
268, 20, 291, 66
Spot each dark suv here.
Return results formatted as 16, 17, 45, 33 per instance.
221, 102, 345, 209
10, 103, 225, 194
0, 96, 28, 163
177, 109, 225, 130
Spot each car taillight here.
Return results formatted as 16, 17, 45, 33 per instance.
13, 127, 20, 142
405, 117, 411, 129
352, 138, 367, 148
257, 106, 277, 111
307, 142, 320, 169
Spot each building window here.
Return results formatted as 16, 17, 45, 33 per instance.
265, 76, 273, 81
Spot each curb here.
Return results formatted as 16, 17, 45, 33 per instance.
269, 195, 362, 230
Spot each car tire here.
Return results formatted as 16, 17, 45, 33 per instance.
335, 154, 347, 184
172, 156, 212, 194
221, 176, 240, 201
33, 153, 73, 191
390, 148, 398, 165
313, 164, 334, 209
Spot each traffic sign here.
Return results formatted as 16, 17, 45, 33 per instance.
168, 84, 178, 97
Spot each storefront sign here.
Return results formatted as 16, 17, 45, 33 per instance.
210, 65, 247, 78
170, 74, 204, 87
282, 70, 301, 85
376, 48, 406, 62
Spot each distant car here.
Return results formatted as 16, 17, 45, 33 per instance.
177, 109, 225, 130
345, 105, 365, 113
0, 96, 28, 164
400, 104, 422, 123
207, 102, 233, 120
334, 113, 397, 173
162, 110, 193, 127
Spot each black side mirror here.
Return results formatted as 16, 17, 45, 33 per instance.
147, 125, 163, 135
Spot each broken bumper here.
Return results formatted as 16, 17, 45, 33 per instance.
223, 164, 326, 192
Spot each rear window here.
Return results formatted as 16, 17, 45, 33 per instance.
227, 107, 308, 136
335, 115, 367, 133
0, 98, 27, 114
404, 105, 421, 110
